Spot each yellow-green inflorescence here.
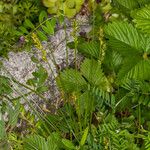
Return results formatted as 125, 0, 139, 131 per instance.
42, 0, 85, 18
31, 33, 47, 61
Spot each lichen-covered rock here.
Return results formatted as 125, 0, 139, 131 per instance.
0, 14, 91, 112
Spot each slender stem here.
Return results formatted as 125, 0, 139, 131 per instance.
92, 1, 96, 41
2, 65, 48, 102
2, 92, 32, 101
10, 82, 59, 131
138, 103, 141, 131
13, 79, 48, 102
73, 19, 78, 70
64, 21, 69, 66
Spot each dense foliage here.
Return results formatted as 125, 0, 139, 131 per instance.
1, 0, 150, 149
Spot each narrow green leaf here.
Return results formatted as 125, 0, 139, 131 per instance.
80, 127, 89, 146
50, 18, 56, 28
39, 10, 47, 23
14, 30, 23, 36
24, 19, 35, 29
0, 76, 12, 95
8, 101, 20, 127
41, 25, 50, 34
31, 56, 39, 63
26, 78, 36, 87
36, 86, 49, 93
46, 21, 54, 35
0, 120, 6, 140
62, 139, 76, 149
19, 26, 29, 34
36, 30, 48, 41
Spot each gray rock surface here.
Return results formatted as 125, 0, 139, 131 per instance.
0, 14, 91, 111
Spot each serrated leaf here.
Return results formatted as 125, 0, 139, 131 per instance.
77, 41, 100, 59
115, 0, 138, 10
104, 21, 150, 80
39, 10, 47, 23
36, 30, 48, 41
104, 21, 146, 53
57, 69, 87, 93
47, 133, 59, 150
81, 59, 110, 92
137, 0, 150, 6
23, 135, 48, 150
132, 5, 150, 34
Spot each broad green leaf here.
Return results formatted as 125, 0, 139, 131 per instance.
118, 58, 150, 80
36, 30, 48, 41
57, 69, 87, 93
80, 127, 89, 146
137, 0, 150, 6
104, 21, 146, 53
105, 21, 150, 80
62, 139, 76, 149
77, 41, 100, 59
39, 10, 47, 23
115, 0, 138, 10
47, 133, 60, 150
24, 19, 35, 29
81, 59, 111, 92
23, 135, 47, 150
132, 5, 150, 34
